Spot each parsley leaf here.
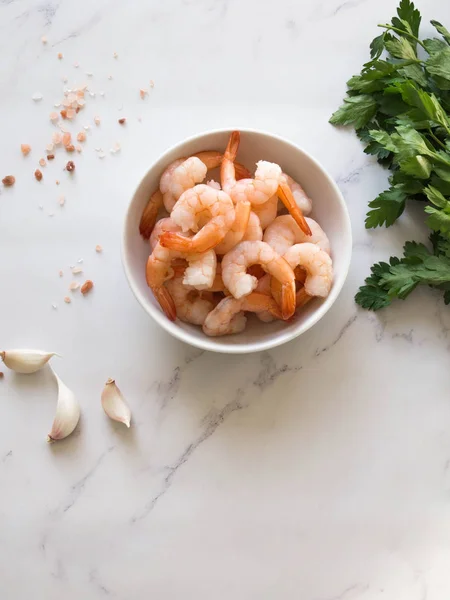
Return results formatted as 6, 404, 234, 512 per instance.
394, 0, 421, 39
431, 20, 450, 46
329, 95, 378, 129
365, 186, 407, 228
370, 33, 386, 59
426, 47, 450, 89
355, 261, 393, 310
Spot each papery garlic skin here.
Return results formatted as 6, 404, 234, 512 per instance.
101, 379, 131, 427
0, 349, 57, 374
47, 370, 81, 442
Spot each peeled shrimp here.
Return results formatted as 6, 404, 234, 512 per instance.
146, 242, 217, 319
264, 215, 331, 256
160, 157, 207, 212
215, 199, 251, 255
203, 293, 282, 337
139, 190, 164, 240
281, 173, 312, 216
221, 240, 296, 320
160, 184, 235, 253
243, 211, 263, 242
255, 274, 276, 322
252, 195, 278, 230
149, 217, 182, 251
281, 243, 333, 297
221, 131, 311, 235
165, 275, 215, 326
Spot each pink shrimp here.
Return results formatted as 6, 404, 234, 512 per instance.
221, 240, 296, 320
280, 173, 312, 215
252, 195, 278, 230
159, 184, 235, 253
242, 211, 263, 242
165, 275, 215, 326
264, 215, 331, 256
139, 190, 163, 240
203, 293, 282, 337
149, 217, 182, 251
215, 199, 251, 255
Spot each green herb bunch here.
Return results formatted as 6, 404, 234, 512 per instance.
330, 0, 450, 310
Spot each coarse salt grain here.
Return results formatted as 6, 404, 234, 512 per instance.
69, 281, 80, 291
52, 304, 57, 310
95, 245, 102, 253
52, 132, 62, 145
149, 80, 154, 88
32, 92, 43, 101
62, 132, 71, 146
66, 108, 76, 119
98, 152, 106, 159
139, 89, 147, 99
113, 52, 118, 58
108, 75, 112, 80
72, 267, 83, 274
58, 53, 63, 60
94, 115, 101, 125
74, 62, 79, 68
75, 145, 82, 153
59, 270, 64, 277
21, 144, 31, 155
39, 158, 46, 167
42, 36, 48, 44
64, 296, 71, 304
76, 131, 86, 142
46, 143, 54, 153
83, 124, 90, 130
77, 258, 83, 263
56, 180, 60, 185
59, 195, 65, 206
50, 112, 59, 122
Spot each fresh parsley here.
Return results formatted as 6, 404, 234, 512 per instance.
331, 0, 450, 310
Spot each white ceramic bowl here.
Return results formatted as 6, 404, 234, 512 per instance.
122, 129, 352, 353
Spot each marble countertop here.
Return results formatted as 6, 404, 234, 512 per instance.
1, 0, 450, 598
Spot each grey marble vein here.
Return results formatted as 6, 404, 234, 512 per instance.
253, 352, 302, 390
52, 446, 115, 516
2, 450, 12, 462
315, 314, 357, 356
131, 388, 246, 522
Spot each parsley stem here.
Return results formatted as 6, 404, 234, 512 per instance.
428, 128, 446, 150
378, 24, 427, 51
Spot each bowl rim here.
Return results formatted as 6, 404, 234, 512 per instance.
122, 127, 352, 354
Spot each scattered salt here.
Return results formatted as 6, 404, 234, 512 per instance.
32, 92, 43, 102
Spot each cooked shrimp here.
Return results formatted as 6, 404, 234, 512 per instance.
221, 131, 311, 234
276, 182, 311, 236
165, 276, 215, 325
149, 217, 182, 251
252, 195, 278, 230
282, 243, 333, 297
281, 173, 312, 215
183, 249, 217, 290
203, 293, 282, 336
206, 179, 221, 190
243, 211, 263, 242
160, 184, 235, 253
264, 215, 331, 256
194, 150, 251, 180
296, 286, 313, 309
221, 131, 282, 204
160, 157, 207, 212
221, 241, 296, 319
146, 243, 217, 319
145, 243, 179, 320
215, 199, 251, 255
139, 190, 164, 239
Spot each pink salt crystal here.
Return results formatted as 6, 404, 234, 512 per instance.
49, 112, 59, 122
59, 270, 64, 277
95, 245, 103, 253
59, 195, 65, 206
52, 132, 62, 145
76, 131, 86, 142
77, 98, 85, 108
66, 108, 76, 119
57, 53, 63, 59
46, 143, 54, 153
75, 145, 82, 153
140, 89, 147, 99
94, 116, 101, 125
69, 281, 79, 291
72, 267, 83, 274
113, 52, 118, 58
56, 180, 60, 185
64, 296, 71, 304
41, 36, 48, 44
62, 132, 71, 147
21, 144, 31, 155
68, 93, 76, 103
74, 62, 79, 68
39, 158, 46, 167
149, 80, 155, 88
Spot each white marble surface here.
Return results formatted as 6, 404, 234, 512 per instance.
1, 0, 450, 598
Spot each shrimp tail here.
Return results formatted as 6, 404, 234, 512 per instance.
224, 130, 240, 162
159, 231, 194, 252
139, 190, 163, 239
281, 281, 296, 320
296, 287, 313, 309
277, 183, 312, 237
154, 286, 177, 321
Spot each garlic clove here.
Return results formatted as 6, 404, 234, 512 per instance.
0, 349, 57, 374
101, 378, 131, 427
47, 369, 81, 442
